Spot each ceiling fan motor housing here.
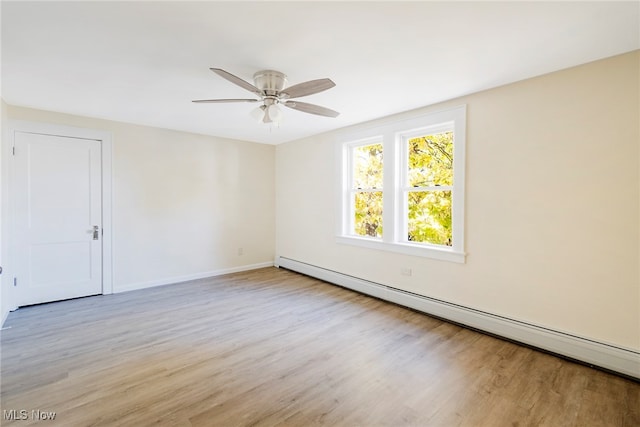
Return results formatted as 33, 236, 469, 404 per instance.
253, 70, 287, 96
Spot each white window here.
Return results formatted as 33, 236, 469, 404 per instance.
337, 106, 466, 263
347, 139, 384, 239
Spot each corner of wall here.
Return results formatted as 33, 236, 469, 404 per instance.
0, 98, 10, 326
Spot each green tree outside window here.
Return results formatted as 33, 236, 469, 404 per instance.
407, 131, 453, 245
352, 143, 383, 238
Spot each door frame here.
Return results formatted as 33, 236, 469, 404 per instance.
3, 120, 113, 309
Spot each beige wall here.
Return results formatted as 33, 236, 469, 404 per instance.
4, 106, 275, 294
276, 51, 640, 350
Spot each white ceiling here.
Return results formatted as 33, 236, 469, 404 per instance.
2, 1, 639, 145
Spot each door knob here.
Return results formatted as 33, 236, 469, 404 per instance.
92, 226, 99, 240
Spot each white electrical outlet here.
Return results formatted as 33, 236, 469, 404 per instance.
238, 248, 243, 256
401, 268, 412, 276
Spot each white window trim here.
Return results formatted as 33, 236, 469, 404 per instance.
336, 105, 466, 263
344, 137, 385, 240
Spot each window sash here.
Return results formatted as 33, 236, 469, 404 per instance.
400, 126, 455, 248
346, 139, 384, 237
401, 188, 453, 246
349, 189, 383, 239
349, 142, 383, 191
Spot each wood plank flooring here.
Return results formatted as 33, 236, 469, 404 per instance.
1, 267, 638, 426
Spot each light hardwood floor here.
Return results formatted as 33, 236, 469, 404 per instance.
1, 267, 638, 426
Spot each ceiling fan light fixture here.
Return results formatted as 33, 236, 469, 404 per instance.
267, 104, 283, 123
250, 105, 266, 122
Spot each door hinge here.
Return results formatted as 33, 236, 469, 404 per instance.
12, 146, 16, 156
13, 277, 17, 287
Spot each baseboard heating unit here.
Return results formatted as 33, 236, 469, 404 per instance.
276, 256, 640, 380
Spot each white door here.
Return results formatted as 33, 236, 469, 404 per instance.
13, 131, 103, 306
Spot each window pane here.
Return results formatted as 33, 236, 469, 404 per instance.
408, 131, 453, 187
354, 191, 383, 238
353, 143, 383, 189
407, 190, 451, 245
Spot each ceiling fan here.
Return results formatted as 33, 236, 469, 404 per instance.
193, 68, 340, 124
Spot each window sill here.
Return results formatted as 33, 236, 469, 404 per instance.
336, 235, 466, 263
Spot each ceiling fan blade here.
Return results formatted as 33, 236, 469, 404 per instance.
192, 98, 258, 103
210, 68, 262, 96
281, 78, 335, 99
283, 101, 340, 118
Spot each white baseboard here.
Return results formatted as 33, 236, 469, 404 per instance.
277, 256, 640, 380
114, 261, 274, 294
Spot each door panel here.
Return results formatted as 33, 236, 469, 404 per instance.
14, 131, 102, 306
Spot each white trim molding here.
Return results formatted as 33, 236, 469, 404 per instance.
115, 261, 274, 293
276, 256, 640, 380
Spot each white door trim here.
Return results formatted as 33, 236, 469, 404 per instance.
5, 120, 113, 309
